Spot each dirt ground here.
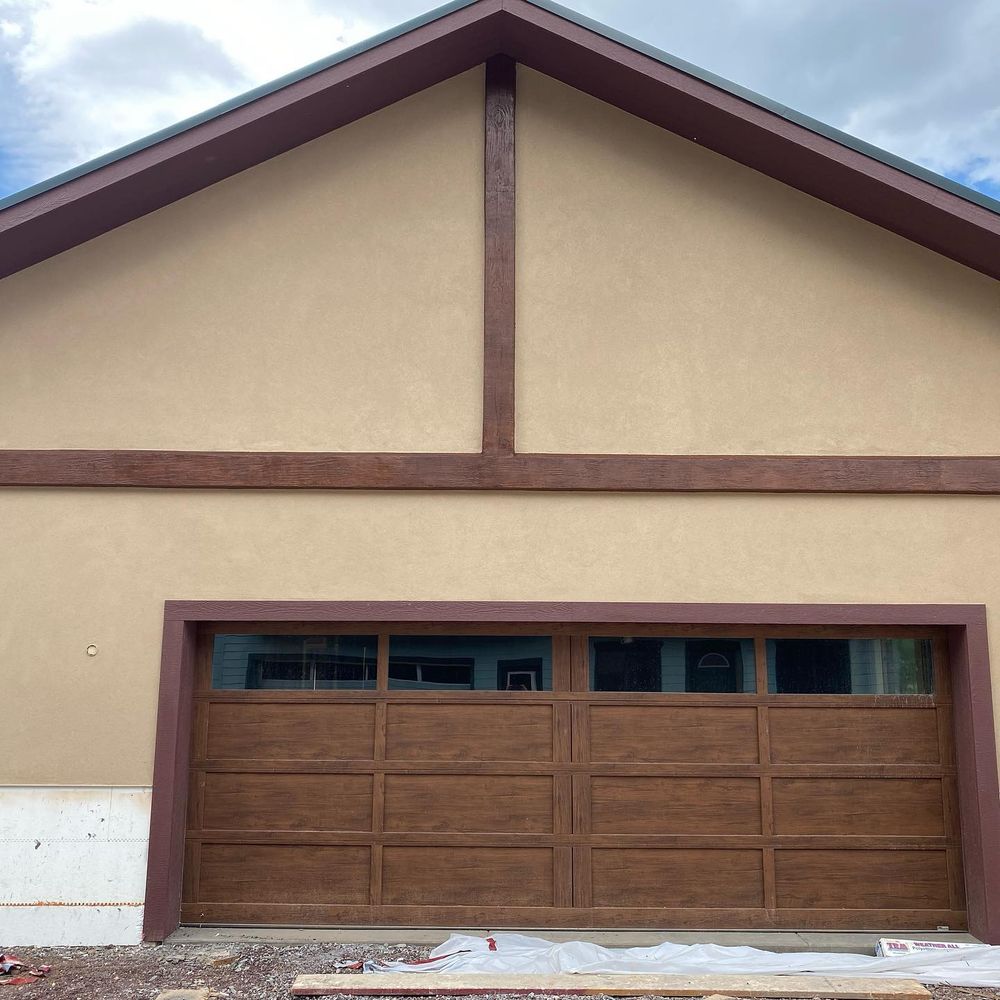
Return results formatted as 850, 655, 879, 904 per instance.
2, 942, 998, 1000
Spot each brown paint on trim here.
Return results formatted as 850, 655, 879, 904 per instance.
482, 55, 516, 454
143, 618, 197, 942
4, 450, 1000, 493
164, 601, 988, 625
2, 1, 999, 281
947, 613, 1000, 946
143, 600, 1000, 944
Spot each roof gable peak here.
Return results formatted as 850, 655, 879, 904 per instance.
1, 0, 998, 280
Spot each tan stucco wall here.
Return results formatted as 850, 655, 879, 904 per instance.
0, 71, 484, 452
1, 488, 998, 785
515, 69, 1000, 455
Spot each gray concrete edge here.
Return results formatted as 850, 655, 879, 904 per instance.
165, 927, 981, 954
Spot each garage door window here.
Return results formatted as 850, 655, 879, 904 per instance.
766, 637, 933, 694
211, 634, 378, 689
388, 635, 552, 690
589, 636, 756, 692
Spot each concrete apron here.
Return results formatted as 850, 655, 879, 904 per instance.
166, 927, 982, 954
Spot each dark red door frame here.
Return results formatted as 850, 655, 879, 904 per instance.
143, 600, 1000, 944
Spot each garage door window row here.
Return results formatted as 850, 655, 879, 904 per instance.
591, 635, 932, 694
211, 633, 932, 694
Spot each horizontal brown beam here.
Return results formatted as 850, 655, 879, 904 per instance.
2, 450, 1000, 493
165, 599, 986, 625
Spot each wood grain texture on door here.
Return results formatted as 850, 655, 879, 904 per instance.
183, 625, 965, 931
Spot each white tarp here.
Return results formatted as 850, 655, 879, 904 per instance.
360, 933, 1000, 987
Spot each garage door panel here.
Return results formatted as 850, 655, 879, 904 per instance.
769, 708, 939, 764
188, 628, 962, 931
197, 844, 371, 904
382, 847, 554, 906
590, 707, 758, 763
774, 850, 951, 909
201, 773, 373, 832
591, 777, 762, 835
206, 703, 375, 760
384, 774, 553, 833
592, 849, 764, 908
772, 778, 945, 837
386, 704, 553, 761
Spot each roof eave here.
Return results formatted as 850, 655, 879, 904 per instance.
1, 0, 999, 282
0, 0, 505, 279
503, 0, 1000, 280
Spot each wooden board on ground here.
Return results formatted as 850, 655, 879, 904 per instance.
290, 972, 932, 999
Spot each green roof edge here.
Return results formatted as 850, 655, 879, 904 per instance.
2, 0, 998, 217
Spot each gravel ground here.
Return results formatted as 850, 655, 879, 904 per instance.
2, 942, 998, 1000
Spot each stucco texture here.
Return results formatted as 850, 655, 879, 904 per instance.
1, 488, 998, 785
0, 71, 484, 452
515, 69, 1000, 455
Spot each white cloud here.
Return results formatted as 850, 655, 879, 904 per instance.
0, 0, 387, 189
578, 0, 1000, 197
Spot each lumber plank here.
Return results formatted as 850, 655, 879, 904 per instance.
290, 972, 931, 999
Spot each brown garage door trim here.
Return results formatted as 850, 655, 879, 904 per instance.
143, 601, 1000, 944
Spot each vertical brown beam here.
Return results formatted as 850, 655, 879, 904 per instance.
570, 634, 589, 692
482, 55, 516, 455
933, 634, 965, 915
553, 699, 573, 909
376, 633, 389, 691
372, 633, 388, 907
370, 741, 386, 905
754, 636, 776, 913
143, 618, 198, 941
571, 690, 592, 909
370, 773, 385, 907
552, 634, 572, 691
371, 708, 387, 906
948, 619, 1000, 943
182, 841, 201, 913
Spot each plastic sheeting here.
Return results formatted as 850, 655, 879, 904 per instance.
361, 933, 1000, 987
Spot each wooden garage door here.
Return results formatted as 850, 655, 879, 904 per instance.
182, 625, 965, 930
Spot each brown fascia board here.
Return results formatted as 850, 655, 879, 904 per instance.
2, 0, 1000, 282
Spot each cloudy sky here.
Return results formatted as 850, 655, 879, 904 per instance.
1, 0, 998, 203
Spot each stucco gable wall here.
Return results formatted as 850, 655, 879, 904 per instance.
0, 70, 485, 453
515, 69, 1000, 456
3, 65, 998, 457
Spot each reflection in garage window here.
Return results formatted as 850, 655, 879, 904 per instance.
767, 637, 933, 694
211, 634, 378, 689
589, 637, 756, 692
388, 635, 552, 690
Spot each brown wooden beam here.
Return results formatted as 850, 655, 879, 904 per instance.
4, 450, 1000, 493
482, 54, 516, 454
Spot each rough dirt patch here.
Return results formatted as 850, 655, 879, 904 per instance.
3, 942, 998, 1000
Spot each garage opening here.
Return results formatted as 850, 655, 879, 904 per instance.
181, 623, 964, 931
